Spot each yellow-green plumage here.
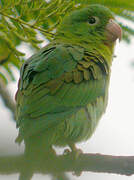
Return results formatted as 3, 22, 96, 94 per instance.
15, 4, 121, 158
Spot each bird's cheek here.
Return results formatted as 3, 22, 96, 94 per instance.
105, 19, 122, 42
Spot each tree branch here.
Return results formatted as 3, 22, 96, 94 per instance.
0, 153, 134, 176
0, 80, 16, 119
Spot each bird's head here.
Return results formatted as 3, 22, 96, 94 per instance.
56, 4, 122, 48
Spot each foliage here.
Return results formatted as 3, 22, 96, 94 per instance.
0, 0, 134, 83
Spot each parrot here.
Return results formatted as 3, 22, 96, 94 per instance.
15, 4, 122, 178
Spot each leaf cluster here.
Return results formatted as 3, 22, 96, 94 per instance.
0, 0, 134, 83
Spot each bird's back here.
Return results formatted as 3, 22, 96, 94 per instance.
15, 43, 110, 146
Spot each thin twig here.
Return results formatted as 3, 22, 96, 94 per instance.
0, 80, 16, 120
0, 11, 54, 37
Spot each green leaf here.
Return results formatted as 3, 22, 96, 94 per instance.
0, 0, 134, 83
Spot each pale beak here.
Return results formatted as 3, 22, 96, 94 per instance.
106, 19, 122, 42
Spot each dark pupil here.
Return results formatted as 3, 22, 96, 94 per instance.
88, 17, 96, 24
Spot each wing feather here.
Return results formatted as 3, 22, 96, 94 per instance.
16, 43, 109, 142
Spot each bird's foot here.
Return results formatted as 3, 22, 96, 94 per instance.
64, 144, 83, 176
63, 148, 71, 155
63, 146, 82, 158
72, 148, 83, 176
72, 148, 83, 160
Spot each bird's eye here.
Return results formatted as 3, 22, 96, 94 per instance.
88, 16, 99, 25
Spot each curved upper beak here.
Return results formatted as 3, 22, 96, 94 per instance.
106, 19, 122, 42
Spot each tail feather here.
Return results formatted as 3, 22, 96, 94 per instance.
18, 134, 56, 180
19, 172, 33, 180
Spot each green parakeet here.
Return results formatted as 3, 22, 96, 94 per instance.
15, 4, 122, 159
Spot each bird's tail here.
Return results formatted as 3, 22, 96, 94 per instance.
18, 134, 56, 180
19, 171, 33, 180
